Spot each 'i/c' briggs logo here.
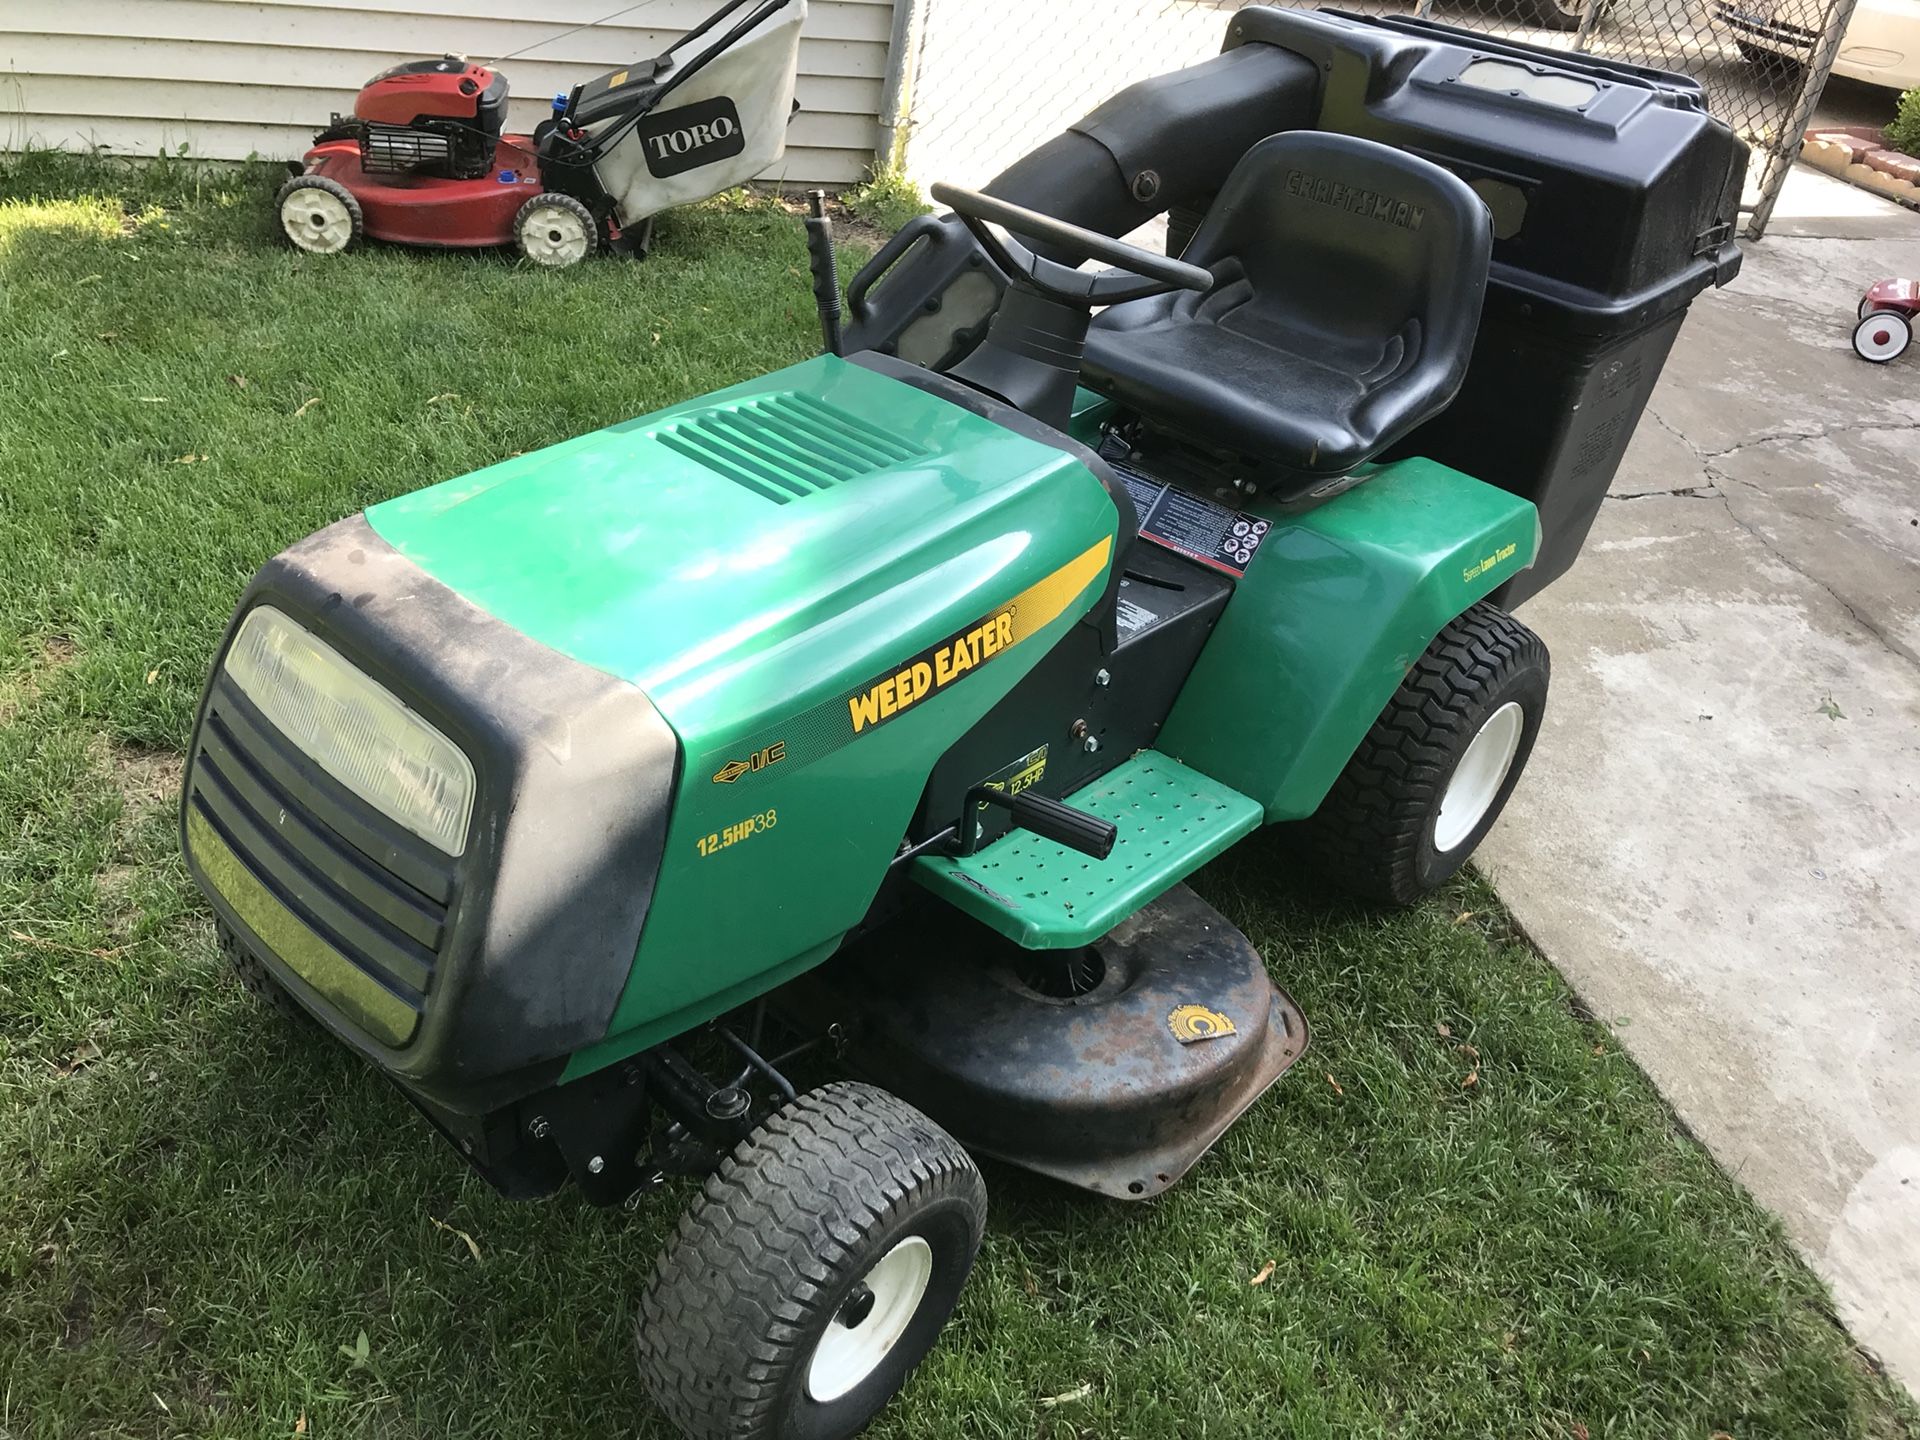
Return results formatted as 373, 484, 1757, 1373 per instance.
633, 96, 748, 179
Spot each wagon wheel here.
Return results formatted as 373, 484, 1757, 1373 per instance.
1853, 311, 1912, 363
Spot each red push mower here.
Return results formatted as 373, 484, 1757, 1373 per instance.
1853, 278, 1920, 363
274, 0, 805, 267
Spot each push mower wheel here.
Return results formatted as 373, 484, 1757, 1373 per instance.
636, 1082, 986, 1440
514, 193, 598, 268
1300, 601, 1549, 907
1853, 310, 1912, 363
216, 920, 309, 1025
275, 175, 361, 256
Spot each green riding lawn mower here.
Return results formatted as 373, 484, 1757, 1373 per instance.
180, 8, 1746, 1437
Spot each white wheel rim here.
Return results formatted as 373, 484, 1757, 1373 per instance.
521, 205, 591, 266
1434, 701, 1524, 853
805, 1236, 933, 1404
1854, 314, 1910, 362
282, 188, 353, 254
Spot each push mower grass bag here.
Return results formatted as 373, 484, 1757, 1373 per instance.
574, 0, 807, 226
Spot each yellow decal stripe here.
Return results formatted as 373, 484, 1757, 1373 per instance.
1005, 536, 1113, 646
845, 536, 1113, 736
722, 535, 1117, 771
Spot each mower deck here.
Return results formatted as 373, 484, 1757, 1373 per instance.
912, 750, 1262, 948
303, 135, 545, 249
808, 882, 1306, 1200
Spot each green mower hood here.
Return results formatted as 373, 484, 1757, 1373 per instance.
365, 355, 1125, 1066
365, 357, 1110, 738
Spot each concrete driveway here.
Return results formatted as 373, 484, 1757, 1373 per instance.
1481, 164, 1920, 1390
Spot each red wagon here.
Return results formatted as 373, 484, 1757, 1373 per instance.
1854, 278, 1920, 362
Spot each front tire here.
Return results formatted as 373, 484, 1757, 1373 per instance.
637, 1082, 986, 1440
275, 175, 361, 255
514, 193, 597, 268
1300, 601, 1549, 906
217, 920, 309, 1025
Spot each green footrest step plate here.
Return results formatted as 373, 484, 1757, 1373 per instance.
912, 750, 1263, 948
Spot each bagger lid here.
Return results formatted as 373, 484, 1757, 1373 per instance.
1229, 8, 1748, 332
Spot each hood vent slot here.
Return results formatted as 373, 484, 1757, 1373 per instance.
653, 391, 931, 503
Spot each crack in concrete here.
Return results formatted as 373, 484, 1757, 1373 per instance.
1703, 428, 1836, 458
1715, 488, 1920, 672
1642, 405, 1705, 456
1644, 405, 1920, 464
1757, 230, 1920, 243
1629, 406, 1920, 671
1607, 484, 1721, 501
1705, 421, 1920, 460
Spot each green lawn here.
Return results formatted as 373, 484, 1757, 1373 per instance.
0, 153, 1911, 1440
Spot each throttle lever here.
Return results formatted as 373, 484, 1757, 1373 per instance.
959, 784, 1118, 860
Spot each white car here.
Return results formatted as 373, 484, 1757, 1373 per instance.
1714, 0, 1920, 91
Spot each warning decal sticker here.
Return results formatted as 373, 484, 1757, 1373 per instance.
1114, 463, 1272, 577
1168, 1003, 1237, 1044
1114, 589, 1163, 639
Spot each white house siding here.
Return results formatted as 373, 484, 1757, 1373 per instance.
0, 0, 894, 186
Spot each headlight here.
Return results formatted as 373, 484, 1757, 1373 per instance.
223, 606, 476, 855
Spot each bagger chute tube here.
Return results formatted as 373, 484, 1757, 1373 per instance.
186, 10, 1747, 1437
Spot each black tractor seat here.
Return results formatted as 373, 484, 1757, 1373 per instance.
1082, 132, 1493, 491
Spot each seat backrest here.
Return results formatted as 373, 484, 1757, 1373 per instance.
1185, 131, 1491, 403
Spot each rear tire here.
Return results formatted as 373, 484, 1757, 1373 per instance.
1299, 601, 1549, 907
275, 175, 361, 256
514, 193, 597, 268
637, 1082, 986, 1440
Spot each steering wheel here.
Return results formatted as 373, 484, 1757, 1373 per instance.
929, 182, 1212, 308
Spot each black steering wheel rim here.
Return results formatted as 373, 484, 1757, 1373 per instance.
929, 182, 1212, 307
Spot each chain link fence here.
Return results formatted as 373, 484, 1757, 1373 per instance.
898, 0, 1862, 238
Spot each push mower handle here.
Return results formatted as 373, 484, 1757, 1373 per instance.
930, 183, 1212, 299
